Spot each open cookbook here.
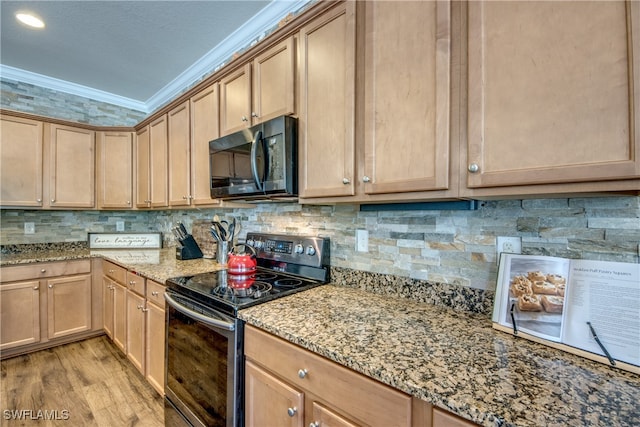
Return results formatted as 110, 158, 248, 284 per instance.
492, 253, 639, 373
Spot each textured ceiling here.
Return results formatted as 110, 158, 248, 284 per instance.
0, 1, 301, 109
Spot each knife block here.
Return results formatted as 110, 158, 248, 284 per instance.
176, 235, 204, 260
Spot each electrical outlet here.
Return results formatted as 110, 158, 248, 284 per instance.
116, 221, 125, 231
24, 222, 35, 234
496, 236, 521, 261
356, 229, 369, 252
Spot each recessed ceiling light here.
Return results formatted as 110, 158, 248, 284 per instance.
16, 12, 45, 29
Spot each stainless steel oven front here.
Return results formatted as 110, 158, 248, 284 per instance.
164, 290, 243, 427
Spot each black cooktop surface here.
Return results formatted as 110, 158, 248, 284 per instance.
166, 267, 323, 316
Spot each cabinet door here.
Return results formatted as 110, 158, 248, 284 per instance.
135, 126, 151, 208
311, 402, 358, 427
0, 280, 40, 350
126, 290, 145, 374
102, 277, 115, 339
46, 274, 92, 339
47, 123, 95, 208
0, 115, 43, 207
146, 297, 165, 395
220, 63, 252, 136
466, 1, 640, 189
97, 131, 133, 209
252, 37, 295, 124
113, 281, 127, 353
298, 3, 357, 198
168, 101, 192, 206
149, 116, 169, 207
432, 407, 476, 427
190, 83, 220, 206
363, 1, 451, 194
245, 360, 304, 427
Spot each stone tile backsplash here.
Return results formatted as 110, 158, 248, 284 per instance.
2, 196, 638, 291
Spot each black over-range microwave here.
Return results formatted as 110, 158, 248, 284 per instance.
209, 115, 297, 200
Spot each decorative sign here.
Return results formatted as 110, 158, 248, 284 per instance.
89, 250, 161, 264
88, 233, 162, 249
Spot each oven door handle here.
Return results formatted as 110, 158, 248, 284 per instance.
164, 292, 235, 331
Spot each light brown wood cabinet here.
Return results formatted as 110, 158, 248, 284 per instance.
462, 0, 640, 198
0, 115, 44, 207
298, 2, 357, 199
244, 325, 412, 427
299, 1, 455, 203
97, 131, 134, 209
220, 36, 295, 136
168, 101, 192, 206
46, 123, 96, 208
432, 407, 477, 427
136, 116, 169, 208
190, 83, 221, 206
102, 260, 127, 352
0, 260, 95, 359
126, 271, 146, 373
145, 279, 166, 396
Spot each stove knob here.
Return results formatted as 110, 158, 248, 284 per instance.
305, 246, 316, 256
294, 244, 304, 254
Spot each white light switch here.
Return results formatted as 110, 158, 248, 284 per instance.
356, 229, 369, 252
116, 221, 125, 231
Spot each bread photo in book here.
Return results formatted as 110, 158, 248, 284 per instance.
517, 294, 542, 311
541, 295, 564, 313
532, 280, 558, 295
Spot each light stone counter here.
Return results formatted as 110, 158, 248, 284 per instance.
238, 285, 640, 427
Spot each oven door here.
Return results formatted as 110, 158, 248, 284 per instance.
164, 290, 243, 427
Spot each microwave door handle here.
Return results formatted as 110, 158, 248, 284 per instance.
250, 130, 264, 192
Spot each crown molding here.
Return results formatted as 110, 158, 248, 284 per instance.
0, 64, 149, 113
1, 0, 312, 116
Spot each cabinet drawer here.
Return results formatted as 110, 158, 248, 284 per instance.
102, 260, 126, 284
125, 271, 145, 297
1, 260, 91, 283
146, 279, 165, 307
245, 325, 412, 427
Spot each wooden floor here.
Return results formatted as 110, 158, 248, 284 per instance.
1, 336, 164, 426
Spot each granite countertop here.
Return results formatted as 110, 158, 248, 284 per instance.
239, 285, 640, 427
3, 246, 639, 426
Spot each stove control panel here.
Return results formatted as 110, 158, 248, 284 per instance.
246, 233, 329, 268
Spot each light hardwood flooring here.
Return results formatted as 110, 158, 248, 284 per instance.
1, 336, 164, 426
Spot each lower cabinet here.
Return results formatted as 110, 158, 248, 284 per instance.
0, 260, 97, 358
145, 279, 166, 395
126, 273, 146, 373
244, 325, 413, 427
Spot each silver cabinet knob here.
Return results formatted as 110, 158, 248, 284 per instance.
251, 112, 258, 118
298, 369, 308, 379
36, 198, 42, 203
127, 200, 131, 205
142, 307, 149, 312
242, 116, 248, 122
137, 304, 143, 310
468, 163, 479, 173
33, 286, 39, 290
342, 178, 350, 185
362, 176, 371, 183
48, 284, 53, 289
309, 423, 320, 427
151, 291, 159, 296
287, 407, 297, 417
41, 269, 46, 273
129, 281, 136, 286
51, 199, 56, 203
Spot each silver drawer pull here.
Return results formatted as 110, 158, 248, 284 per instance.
287, 407, 297, 417
151, 291, 159, 296
309, 423, 320, 427
298, 369, 308, 379
41, 269, 46, 273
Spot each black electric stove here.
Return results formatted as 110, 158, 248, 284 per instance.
165, 232, 330, 317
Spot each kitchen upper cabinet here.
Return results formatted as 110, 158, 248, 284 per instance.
0, 115, 43, 207
362, 0, 452, 196
298, 2, 357, 198
190, 83, 221, 206
220, 36, 295, 136
46, 123, 95, 208
168, 101, 192, 206
97, 131, 134, 209
463, 0, 640, 197
136, 116, 169, 208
